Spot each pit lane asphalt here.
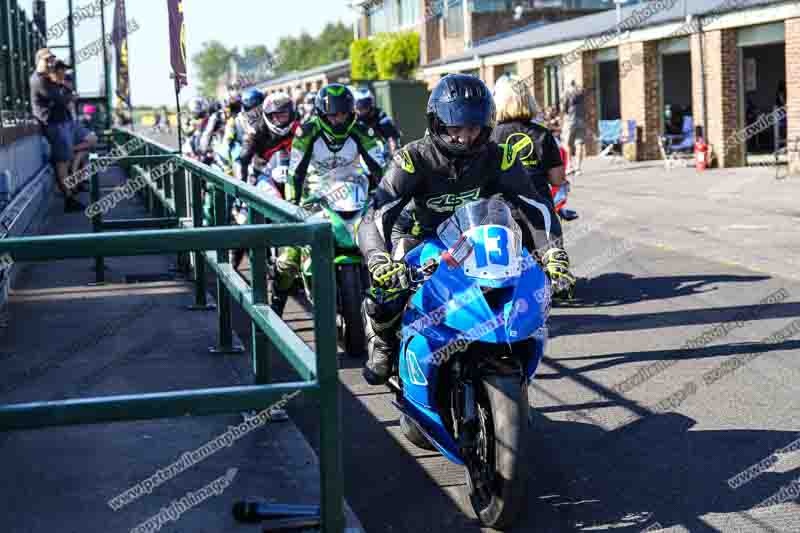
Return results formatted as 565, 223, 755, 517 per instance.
153, 130, 800, 532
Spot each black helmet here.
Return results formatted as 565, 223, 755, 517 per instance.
426, 74, 495, 158
314, 84, 356, 141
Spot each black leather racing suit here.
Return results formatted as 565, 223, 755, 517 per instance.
358, 107, 401, 146
357, 133, 560, 326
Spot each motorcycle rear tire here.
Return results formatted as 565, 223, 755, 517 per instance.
464, 375, 529, 529
338, 264, 367, 358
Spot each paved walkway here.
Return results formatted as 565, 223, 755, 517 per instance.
569, 156, 800, 282
0, 167, 363, 533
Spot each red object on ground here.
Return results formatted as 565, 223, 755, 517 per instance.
695, 138, 708, 171
550, 138, 570, 211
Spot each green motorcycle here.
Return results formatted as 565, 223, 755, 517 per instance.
299, 166, 370, 357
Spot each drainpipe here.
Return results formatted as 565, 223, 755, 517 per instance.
694, 14, 709, 143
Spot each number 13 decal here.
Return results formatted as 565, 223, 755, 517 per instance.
473, 226, 509, 268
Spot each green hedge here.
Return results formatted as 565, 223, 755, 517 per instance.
351, 39, 378, 80
351, 31, 419, 81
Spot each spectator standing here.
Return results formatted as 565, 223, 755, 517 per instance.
30, 48, 84, 211
562, 79, 586, 178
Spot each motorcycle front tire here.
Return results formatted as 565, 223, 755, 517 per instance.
464, 375, 529, 529
337, 264, 367, 358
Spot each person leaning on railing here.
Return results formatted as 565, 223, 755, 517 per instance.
54, 65, 98, 191
30, 48, 85, 212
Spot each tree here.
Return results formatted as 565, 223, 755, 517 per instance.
192, 41, 235, 98
272, 22, 353, 75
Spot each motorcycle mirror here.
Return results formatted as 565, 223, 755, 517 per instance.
441, 233, 474, 269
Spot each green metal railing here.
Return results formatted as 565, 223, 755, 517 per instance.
0, 129, 344, 531
1, 0, 45, 114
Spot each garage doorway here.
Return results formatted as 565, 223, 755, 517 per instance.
738, 23, 786, 166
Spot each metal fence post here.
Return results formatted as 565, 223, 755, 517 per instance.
0, 0, 12, 113
210, 185, 242, 354
187, 166, 213, 311
19, 15, 29, 113
90, 162, 105, 285
249, 210, 270, 384
310, 224, 343, 533
172, 164, 190, 274
8, 1, 20, 112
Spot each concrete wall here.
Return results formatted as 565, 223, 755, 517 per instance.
787, 18, 800, 174
0, 134, 53, 308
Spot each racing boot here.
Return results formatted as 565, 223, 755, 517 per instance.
270, 247, 300, 316
270, 286, 290, 316
362, 299, 402, 386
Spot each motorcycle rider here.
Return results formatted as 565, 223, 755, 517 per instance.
201, 91, 240, 159
354, 87, 401, 157
237, 91, 301, 183
216, 89, 260, 177
206, 91, 243, 174
268, 83, 386, 316
182, 96, 210, 159
227, 91, 301, 270
356, 74, 576, 385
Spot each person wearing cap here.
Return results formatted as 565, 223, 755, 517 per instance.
30, 48, 84, 212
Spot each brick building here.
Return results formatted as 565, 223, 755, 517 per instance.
413, 0, 798, 170
351, 0, 613, 64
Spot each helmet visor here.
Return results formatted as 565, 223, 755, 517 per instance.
321, 94, 353, 115
433, 99, 493, 128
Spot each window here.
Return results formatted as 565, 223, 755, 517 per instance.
499, 63, 517, 76
397, 0, 421, 27
544, 63, 561, 111
368, 3, 387, 36
463, 69, 480, 77
445, 0, 464, 37
472, 0, 513, 13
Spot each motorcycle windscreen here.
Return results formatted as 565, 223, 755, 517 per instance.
312, 165, 368, 209
326, 177, 369, 212
437, 198, 523, 288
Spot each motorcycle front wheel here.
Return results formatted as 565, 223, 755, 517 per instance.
464, 375, 529, 529
337, 264, 367, 358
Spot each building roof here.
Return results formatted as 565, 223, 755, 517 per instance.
425, 0, 782, 67
254, 59, 352, 89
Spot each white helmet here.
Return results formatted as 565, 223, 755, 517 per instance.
262, 92, 297, 137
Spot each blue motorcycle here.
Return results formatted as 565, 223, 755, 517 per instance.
372, 198, 551, 529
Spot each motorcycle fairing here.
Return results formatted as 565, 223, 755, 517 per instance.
404, 240, 549, 345
396, 237, 550, 459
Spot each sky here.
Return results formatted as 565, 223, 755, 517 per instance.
32, 0, 357, 106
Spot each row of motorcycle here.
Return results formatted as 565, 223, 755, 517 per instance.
183, 126, 579, 529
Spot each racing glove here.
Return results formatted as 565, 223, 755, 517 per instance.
542, 248, 576, 290
367, 252, 408, 290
